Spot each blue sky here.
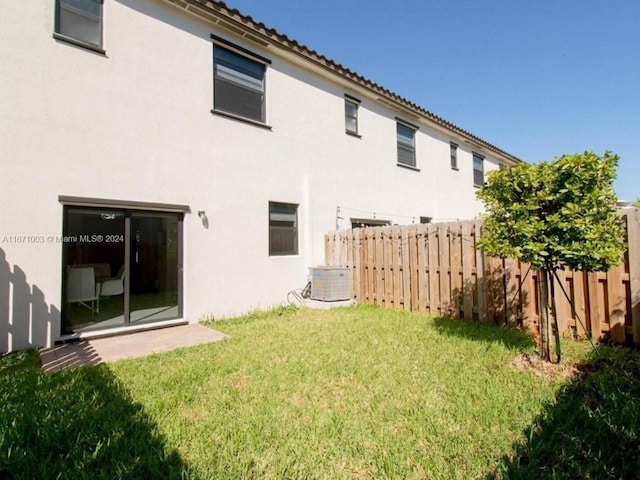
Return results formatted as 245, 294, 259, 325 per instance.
226, 0, 639, 201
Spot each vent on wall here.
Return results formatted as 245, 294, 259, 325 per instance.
309, 267, 350, 301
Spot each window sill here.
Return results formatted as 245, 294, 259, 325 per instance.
451, 166, 459, 171
396, 162, 421, 172
345, 130, 362, 139
211, 109, 272, 130
53, 33, 106, 55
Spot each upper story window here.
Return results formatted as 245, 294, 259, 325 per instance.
212, 38, 269, 124
450, 142, 458, 170
344, 95, 360, 136
54, 0, 103, 51
397, 121, 417, 168
269, 202, 298, 256
473, 153, 484, 187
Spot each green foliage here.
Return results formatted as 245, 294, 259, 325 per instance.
634, 197, 640, 208
477, 151, 625, 271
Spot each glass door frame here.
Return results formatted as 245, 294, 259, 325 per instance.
60, 199, 185, 335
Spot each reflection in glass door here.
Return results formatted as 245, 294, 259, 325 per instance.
62, 206, 182, 334
129, 212, 180, 325
63, 208, 126, 333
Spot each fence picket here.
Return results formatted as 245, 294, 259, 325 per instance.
353, 228, 362, 304
572, 271, 587, 337
627, 210, 640, 345
409, 226, 419, 311
450, 223, 462, 318
383, 226, 392, 309
417, 225, 428, 312
461, 222, 474, 319
428, 224, 439, 315
438, 224, 451, 316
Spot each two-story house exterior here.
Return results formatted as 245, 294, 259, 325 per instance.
0, 0, 522, 352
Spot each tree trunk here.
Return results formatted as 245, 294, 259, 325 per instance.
548, 269, 562, 363
538, 269, 551, 361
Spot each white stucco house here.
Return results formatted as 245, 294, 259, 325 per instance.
0, 0, 522, 352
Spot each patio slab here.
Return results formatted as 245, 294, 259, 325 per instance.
40, 324, 227, 373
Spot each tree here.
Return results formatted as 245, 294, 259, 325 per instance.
477, 151, 625, 362
634, 197, 640, 208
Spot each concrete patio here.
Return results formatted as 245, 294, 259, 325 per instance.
40, 324, 227, 373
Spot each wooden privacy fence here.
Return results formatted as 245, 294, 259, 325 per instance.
324, 209, 640, 346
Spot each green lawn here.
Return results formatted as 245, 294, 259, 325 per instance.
1, 305, 638, 479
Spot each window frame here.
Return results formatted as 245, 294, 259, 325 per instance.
344, 95, 361, 137
396, 119, 419, 169
473, 153, 485, 188
211, 35, 271, 127
54, 0, 105, 53
268, 202, 299, 256
450, 142, 458, 170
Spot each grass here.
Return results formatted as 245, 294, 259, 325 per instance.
1, 305, 638, 479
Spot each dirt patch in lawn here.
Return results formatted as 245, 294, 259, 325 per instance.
511, 353, 580, 382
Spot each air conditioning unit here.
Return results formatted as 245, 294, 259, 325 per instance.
309, 266, 351, 301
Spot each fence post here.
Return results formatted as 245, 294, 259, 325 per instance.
461, 221, 474, 319
627, 209, 640, 345
408, 225, 419, 311
382, 226, 392, 309
587, 271, 602, 341
417, 224, 428, 312
607, 222, 626, 343
475, 220, 486, 321
438, 223, 451, 316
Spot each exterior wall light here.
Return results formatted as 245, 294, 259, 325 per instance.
198, 210, 209, 229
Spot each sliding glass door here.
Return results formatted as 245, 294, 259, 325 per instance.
62, 206, 182, 334
129, 212, 180, 326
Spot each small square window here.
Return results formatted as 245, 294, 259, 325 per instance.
420, 216, 432, 224
55, 0, 103, 50
450, 142, 458, 170
345, 97, 359, 135
213, 43, 266, 123
473, 153, 484, 187
269, 202, 298, 256
397, 122, 416, 167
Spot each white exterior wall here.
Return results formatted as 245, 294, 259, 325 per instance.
0, 0, 508, 351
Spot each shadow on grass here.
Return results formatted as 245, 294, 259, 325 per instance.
490, 345, 640, 479
432, 316, 536, 351
0, 350, 192, 479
